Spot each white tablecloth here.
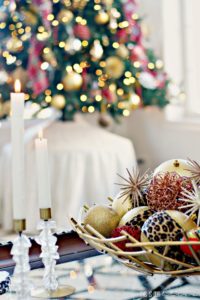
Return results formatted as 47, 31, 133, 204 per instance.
1, 118, 136, 233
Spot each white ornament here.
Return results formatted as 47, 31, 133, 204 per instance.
139, 72, 157, 89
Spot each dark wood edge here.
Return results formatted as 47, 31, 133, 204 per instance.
0, 231, 100, 275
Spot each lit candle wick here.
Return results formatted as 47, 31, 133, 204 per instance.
38, 130, 43, 140
14, 79, 21, 93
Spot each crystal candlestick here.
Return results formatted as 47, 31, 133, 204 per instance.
10, 219, 32, 300
31, 208, 75, 299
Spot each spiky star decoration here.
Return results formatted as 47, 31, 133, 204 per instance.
116, 168, 150, 207
186, 158, 200, 184
178, 181, 200, 226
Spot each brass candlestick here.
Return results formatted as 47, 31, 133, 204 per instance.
31, 208, 75, 299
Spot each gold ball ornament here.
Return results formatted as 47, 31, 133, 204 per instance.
119, 206, 154, 228
6, 37, 23, 53
105, 56, 125, 79
95, 11, 109, 25
154, 159, 192, 177
51, 95, 66, 109
57, 9, 73, 24
112, 192, 133, 218
84, 205, 120, 237
116, 44, 129, 59
22, 10, 37, 25
62, 71, 83, 91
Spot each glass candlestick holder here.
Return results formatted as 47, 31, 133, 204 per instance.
31, 208, 75, 299
10, 219, 32, 300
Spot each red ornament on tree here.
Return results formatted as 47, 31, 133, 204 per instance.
73, 24, 91, 40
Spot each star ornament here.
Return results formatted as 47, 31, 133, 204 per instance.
186, 158, 200, 183
178, 181, 200, 226
116, 167, 150, 207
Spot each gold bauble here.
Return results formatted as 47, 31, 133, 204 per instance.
57, 9, 73, 24
105, 56, 124, 79
116, 44, 129, 58
153, 159, 192, 177
51, 95, 66, 109
62, 71, 83, 91
43, 49, 57, 67
11, 67, 28, 90
95, 11, 109, 25
84, 205, 120, 237
6, 37, 23, 52
22, 10, 37, 25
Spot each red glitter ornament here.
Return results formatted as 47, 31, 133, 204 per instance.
146, 172, 193, 211
111, 225, 141, 251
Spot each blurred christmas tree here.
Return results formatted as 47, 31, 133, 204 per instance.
0, 0, 169, 121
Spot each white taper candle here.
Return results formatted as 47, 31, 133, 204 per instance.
11, 79, 26, 220
35, 130, 51, 209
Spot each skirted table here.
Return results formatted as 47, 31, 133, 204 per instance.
1, 118, 136, 232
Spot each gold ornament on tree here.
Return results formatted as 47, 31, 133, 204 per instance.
22, 10, 37, 25
6, 37, 23, 52
51, 95, 66, 109
90, 40, 103, 61
95, 11, 109, 25
62, 71, 83, 91
105, 56, 124, 78
43, 48, 57, 67
116, 44, 129, 59
57, 9, 73, 24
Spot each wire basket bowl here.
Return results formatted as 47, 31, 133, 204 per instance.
70, 217, 200, 277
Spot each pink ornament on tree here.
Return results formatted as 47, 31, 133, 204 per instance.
28, 37, 49, 95
73, 24, 91, 40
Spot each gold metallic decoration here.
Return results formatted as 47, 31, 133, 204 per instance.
62, 71, 83, 91
13, 219, 26, 233
40, 208, 52, 220
6, 37, 23, 52
57, 9, 73, 23
31, 285, 75, 298
105, 56, 124, 79
51, 95, 66, 109
116, 44, 129, 58
95, 10, 109, 24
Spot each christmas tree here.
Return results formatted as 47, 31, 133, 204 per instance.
0, 0, 169, 121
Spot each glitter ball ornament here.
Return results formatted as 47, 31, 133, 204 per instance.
84, 205, 120, 237
119, 206, 154, 230
111, 225, 141, 251
116, 168, 149, 208
62, 71, 83, 91
73, 24, 91, 40
51, 95, 66, 109
147, 172, 193, 211
154, 159, 192, 177
105, 56, 125, 79
95, 11, 109, 25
